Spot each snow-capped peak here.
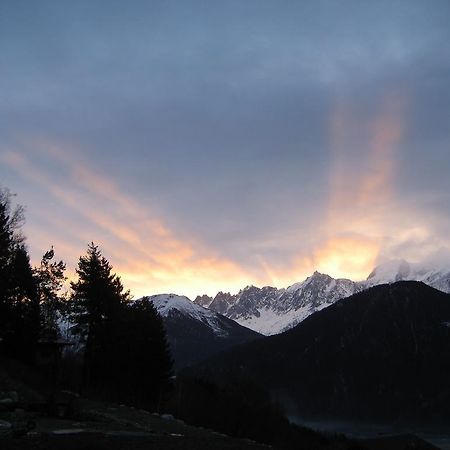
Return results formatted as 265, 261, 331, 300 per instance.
148, 294, 212, 319
364, 259, 439, 287
366, 259, 411, 283
145, 293, 231, 337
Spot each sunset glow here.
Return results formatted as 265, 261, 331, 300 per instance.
1, 2, 449, 298
1, 142, 257, 298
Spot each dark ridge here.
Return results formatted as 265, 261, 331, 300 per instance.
161, 308, 262, 370
187, 281, 450, 424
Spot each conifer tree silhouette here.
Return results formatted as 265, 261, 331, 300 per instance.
70, 242, 130, 393
0, 188, 38, 362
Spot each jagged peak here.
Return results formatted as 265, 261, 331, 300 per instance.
214, 291, 233, 298
240, 285, 260, 293
195, 294, 213, 300
193, 294, 214, 307
312, 270, 329, 277
304, 270, 333, 283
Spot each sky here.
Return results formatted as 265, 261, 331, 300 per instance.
1, 0, 450, 298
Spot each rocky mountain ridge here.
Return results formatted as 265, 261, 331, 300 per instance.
194, 260, 450, 335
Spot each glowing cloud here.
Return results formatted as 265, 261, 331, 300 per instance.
1, 91, 447, 298
257, 92, 409, 285
313, 235, 380, 280
313, 91, 407, 280
1, 140, 257, 298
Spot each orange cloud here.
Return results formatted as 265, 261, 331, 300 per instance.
1, 141, 256, 298
1, 96, 432, 297
268, 91, 408, 283
316, 91, 407, 279
358, 94, 405, 207
313, 235, 380, 280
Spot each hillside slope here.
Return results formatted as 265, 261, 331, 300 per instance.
146, 294, 261, 369
189, 282, 450, 423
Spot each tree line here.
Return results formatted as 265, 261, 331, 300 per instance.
0, 187, 172, 410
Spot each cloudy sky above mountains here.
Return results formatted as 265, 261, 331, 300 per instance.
1, 0, 450, 297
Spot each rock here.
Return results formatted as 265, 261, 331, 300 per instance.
0, 419, 12, 436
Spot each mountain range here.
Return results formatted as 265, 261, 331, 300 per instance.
142, 259, 450, 369
188, 281, 450, 423
194, 259, 450, 335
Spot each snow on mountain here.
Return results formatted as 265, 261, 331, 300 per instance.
193, 282, 450, 423
145, 293, 261, 369
228, 275, 328, 334
149, 293, 230, 337
365, 259, 450, 292
366, 259, 428, 285
194, 260, 450, 336
194, 272, 359, 335
141, 262, 450, 339
420, 268, 450, 293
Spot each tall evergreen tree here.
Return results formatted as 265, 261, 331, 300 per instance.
0, 188, 38, 362
0, 188, 22, 331
69, 243, 131, 392
6, 245, 39, 361
33, 247, 66, 340
114, 297, 173, 409
0, 193, 13, 341
69, 243, 173, 407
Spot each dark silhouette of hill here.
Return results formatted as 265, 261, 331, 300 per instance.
187, 281, 450, 424
161, 305, 262, 369
144, 294, 261, 369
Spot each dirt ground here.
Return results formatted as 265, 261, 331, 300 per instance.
1, 399, 271, 450
0, 401, 439, 450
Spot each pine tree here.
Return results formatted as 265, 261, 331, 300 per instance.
69, 243, 131, 392
6, 245, 39, 361
69, 243, 173, 407
34, 247, 66, 340
114, 297, 173, 409
0, 196, 13, 340
0, 189, 21, 335
0, 188, 38, 362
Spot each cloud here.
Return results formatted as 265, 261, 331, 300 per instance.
1, 139, 257, 298
295, 90, 407, 280
1, 1, 449, 295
